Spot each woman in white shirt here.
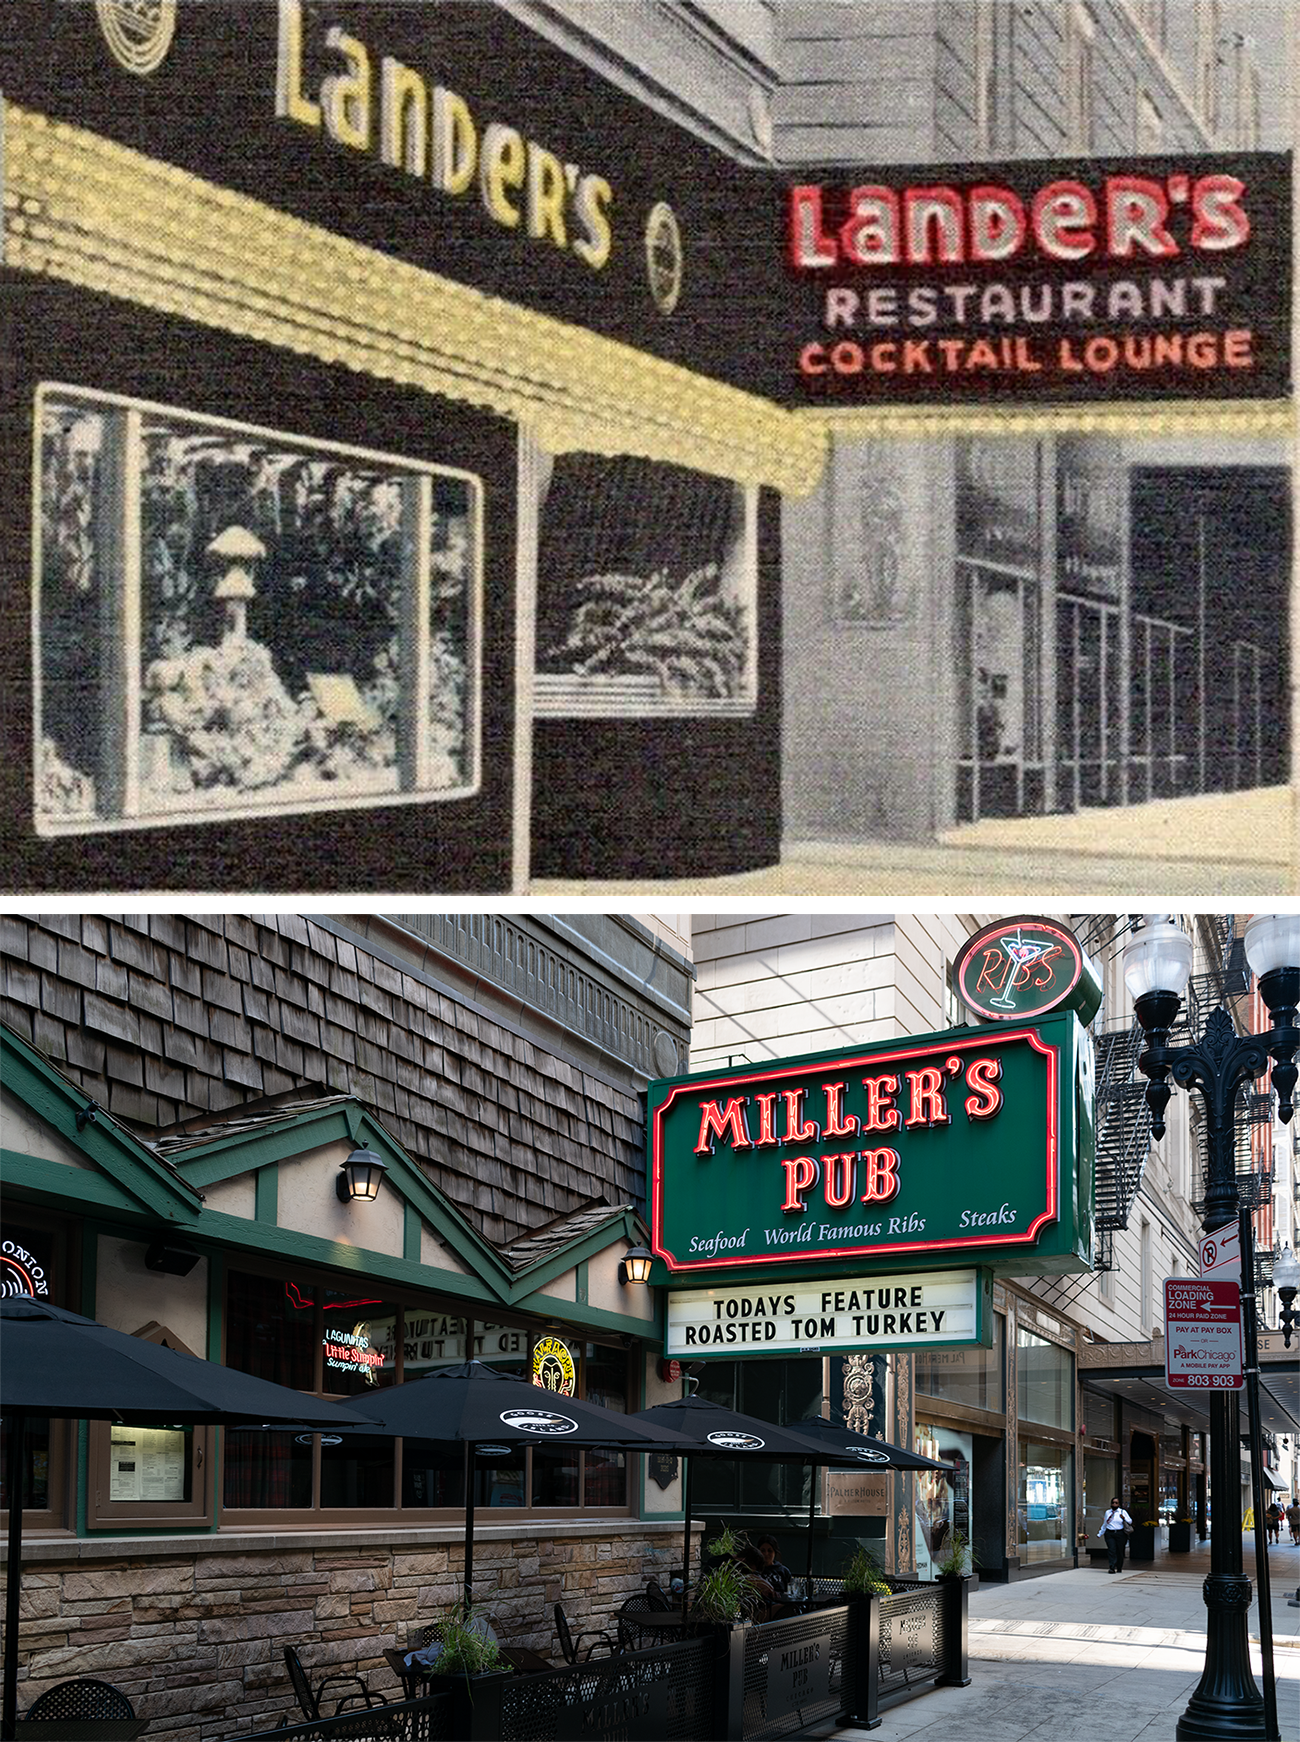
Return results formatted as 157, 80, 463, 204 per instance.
1102, 1497, 1133, 1573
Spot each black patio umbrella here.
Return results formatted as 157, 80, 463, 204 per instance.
783, 1417, 957, 1592
342, 1360, 696, 1612
1, 1295, 374, 1740
630, 1396, 885, 1613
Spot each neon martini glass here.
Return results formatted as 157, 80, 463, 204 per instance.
989, 932, 1052, 1010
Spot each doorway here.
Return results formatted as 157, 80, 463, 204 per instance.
1129, 467, 1290, 797
1129, 1430, 1157, 1561
955, 561, 1043, 822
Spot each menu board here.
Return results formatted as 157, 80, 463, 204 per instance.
110, 1426, 187, 1501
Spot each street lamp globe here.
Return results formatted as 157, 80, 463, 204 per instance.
1122, 916, 1193, 1005
1243, 915, 1300, 1027
1273, 1245, 1300, 1294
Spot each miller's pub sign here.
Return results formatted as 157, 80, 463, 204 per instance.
648, 1009, 1093, 1281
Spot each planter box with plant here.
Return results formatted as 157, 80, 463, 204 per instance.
1168, 1519, 1193, 1553
691, 1560, 761, 1626
842, 1544, 893, 1598
409, 1607, 509, 1692
935, 1529, 978, 1591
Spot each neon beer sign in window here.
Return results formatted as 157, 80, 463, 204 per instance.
649, 1010, 1093, 1277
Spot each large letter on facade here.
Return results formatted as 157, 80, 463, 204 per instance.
694, 1098, 754, 1155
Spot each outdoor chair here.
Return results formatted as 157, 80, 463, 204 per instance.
644, 1579, 671, 1610
26, 1679, 135, 1721
283, 1643, 388, 1720
554, 1602, 617, 1664
614, 1594, 656, 1653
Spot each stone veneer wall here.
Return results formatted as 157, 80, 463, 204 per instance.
9, 1522, 699, 1739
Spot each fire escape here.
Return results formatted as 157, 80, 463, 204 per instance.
1034, 915, 1276, 1311
1033, 915, 1150, 1309
1178, 914, 1277, 1287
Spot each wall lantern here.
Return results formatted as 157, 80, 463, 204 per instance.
336, 1146, 388, 1204
144, 1237, 200, 1277
618, 1245, 654, 1286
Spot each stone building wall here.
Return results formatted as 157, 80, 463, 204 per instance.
9, 1522, 698, 1739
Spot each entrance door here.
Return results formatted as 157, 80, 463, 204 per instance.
1056, 597, 1122, 809
1129, 467, 1290, 796
1129, 614, 1194, 802
1129, 1430, 1157, 1561
956, 561, 1043, 822
1232, 640, 1267, 791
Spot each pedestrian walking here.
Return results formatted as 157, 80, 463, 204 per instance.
1102, 1497, 1133, 1573
1286, 1499, 1300, 1545
1265, 1501, 1284, 1546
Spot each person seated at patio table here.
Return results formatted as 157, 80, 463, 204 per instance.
755, 1535, 793, 1596
735, 1546, 798, 1621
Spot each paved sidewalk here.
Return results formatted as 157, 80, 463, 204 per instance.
827, 1540, 1300, 1742
533, 789, 1295, 895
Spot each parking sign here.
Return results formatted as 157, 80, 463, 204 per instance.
1199, 1222, 1242, 1283
1164, 1278, 1244, 1390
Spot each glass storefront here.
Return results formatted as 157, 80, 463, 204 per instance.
1017, 1327, 1072, 1429
914, 1313, 1004, 1410
220, 1267, 628, 1515
914, 1423, 973, 1580
693, 1358, 821, 1513
1083, 1451, 1119, 1543
1019, 1441, 1072, 1564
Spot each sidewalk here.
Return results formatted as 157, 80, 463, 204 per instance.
827, 1536, 1300, 1742
532, 789, 1294, 896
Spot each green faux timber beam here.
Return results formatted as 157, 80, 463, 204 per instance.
1, 1025, 201, 1221
1, 1024, 655, 1337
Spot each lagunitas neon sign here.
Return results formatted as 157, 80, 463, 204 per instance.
952, 917, 1101, 1025
648, 1010, 1093, 1278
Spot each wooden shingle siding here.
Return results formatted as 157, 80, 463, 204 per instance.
0, 915, 652, 1245
934, 9, 979, 160
1008, 1, 1068, 157
775, 0, 938, 163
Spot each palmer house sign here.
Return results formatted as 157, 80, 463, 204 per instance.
647, 1009, 1093, 1282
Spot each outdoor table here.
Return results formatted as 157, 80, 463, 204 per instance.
15, 1723, 149, 1738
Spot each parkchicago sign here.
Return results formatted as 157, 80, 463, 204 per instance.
648, 1009, 1093, 1280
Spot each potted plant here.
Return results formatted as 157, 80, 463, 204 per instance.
703, 1522, 750, 1574
934, 1529, 978, 1591
841, 1544, 893, 1598
1168, 1517, 1193, 1553
416, 1606, 509, 1697
690, 1560, 761, 1626
1128, 1517, 1157, 1561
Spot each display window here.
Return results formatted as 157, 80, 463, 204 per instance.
1018, 1440, 1073, 1564
219, 1265, 631, 1522
1016, 1326, 1074, 1430
913, 1424, 973, 1579
86, 1323, 214, 1529
533, 454, 757, 719
1083, 1451, 1119, 1542
0, 1211, 73, 1533
914, 1313, 1005, 1413
34, 386, 483, 836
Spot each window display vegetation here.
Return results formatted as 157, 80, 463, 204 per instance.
36, 388, 481, 833
533, 453, 756, 717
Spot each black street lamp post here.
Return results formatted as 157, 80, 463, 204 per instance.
1125, 914, 1300, 1742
